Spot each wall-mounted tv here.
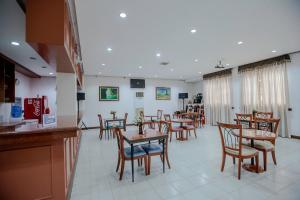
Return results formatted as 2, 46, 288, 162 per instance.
178, 93, 188, 99
130, 79, 145, 88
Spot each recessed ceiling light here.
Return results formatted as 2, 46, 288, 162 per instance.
11, 41, 20, 46
194, 59, 198, 62
237, 41, 243, 45
198, 71, 202, 74
156, 53, 161, 57
30, 57, 36, 60
226, 63, 230, 66
107, 47, 112, 52
98, 72, 102, 75
41, 66, 47, 69
49, 72, 53, 75
120, 12, 127, 18
128, 73, 132, 76
138, 66, 143, 69
101, 63, 106, 66
272, 50, 277, 53
190, 29, 197, 33
170, 68, 174, 72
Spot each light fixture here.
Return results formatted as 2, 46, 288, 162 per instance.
190, 29, 197, 33
128, 73, 131, 76
101, 63, 106, 66
138, 66, 143, 69
156, 53, 161, 57
237, 41, 243, 45
107, 47, 112, 52
41, 66, 47, 69
194, 59, 198, 62
198, 71, 202, 74
120, 12, 127, 18
272, 50, 277, 53
98, 72, 102, 75
11, 41, 20, 46
170, 68, 174, 72
226, 63, 230, 66
49, 72, 53, 75
30, 57, 36, 60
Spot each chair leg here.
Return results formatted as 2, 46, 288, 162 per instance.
169, 132, 172, 142
148, 156, 151, 175
255, 155, 259, 173
263, 151, 267, 171
271, 150, 277, 165
238, 158, 242, 180
166, 153, 171, 169
233, 157, 235, 165
119, 159, 125, 180
144, 157, 148, 175
99, 130, 103, 140
116, 154, 121, 172
194, 129, 197, 138
221, 153, 226, 172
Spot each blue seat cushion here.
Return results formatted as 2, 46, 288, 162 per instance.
124, 146, 147, 158
141, 143, 163, 154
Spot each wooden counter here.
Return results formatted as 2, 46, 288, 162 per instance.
0, 116, 81, 200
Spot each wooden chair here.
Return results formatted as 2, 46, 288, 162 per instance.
236, 113, 253, 129
182, 114, 197, 139
98, 114, 109, 140
217, 122, 259, 180
141, 121, 171, 175
164, 114, 184, 142
255, 111, 273, 119
252, 118, 280, 171
113, 128, 148, 180
140, 111, 154, 129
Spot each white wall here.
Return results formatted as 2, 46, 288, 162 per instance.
82, 76, 195, 127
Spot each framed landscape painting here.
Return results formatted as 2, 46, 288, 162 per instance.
99, 86, 119, 101
156, 87, 171, 100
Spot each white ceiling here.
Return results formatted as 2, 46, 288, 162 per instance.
75, 0, 300, 81
0, 0, 55, 77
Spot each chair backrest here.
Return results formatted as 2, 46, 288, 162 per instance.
255, 111, 273, 119
124, 113, 128, 124
254, 117, 280, 135
164, 114, 171, 121
98, 114, 104, 130
158, 121, 170, 148
113, 128, 125, 158
236, 113, 253, 129
157, 110, 163, 120
217, 122, 242, 156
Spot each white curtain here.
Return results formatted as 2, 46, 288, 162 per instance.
204, 75, 232, 125
240, 62, 289, 137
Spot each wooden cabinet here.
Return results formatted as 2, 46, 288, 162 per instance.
0, 57, 15, 103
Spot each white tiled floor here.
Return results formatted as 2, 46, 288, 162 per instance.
71, 126, 300, 200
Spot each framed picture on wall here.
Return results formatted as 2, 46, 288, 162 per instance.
156, 87, 171, 100
99, 86, 119, 101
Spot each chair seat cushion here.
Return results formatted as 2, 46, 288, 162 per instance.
225, 145, 258, 157
253, 140, 274, 150
141, 143, 163, 154
124, 146, 147, 158
183, 125, 195, 130
172, 126, 183, 131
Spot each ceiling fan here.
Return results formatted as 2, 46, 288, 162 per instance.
214, 60, 225, 69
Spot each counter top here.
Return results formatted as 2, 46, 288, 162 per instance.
0, 116, 79, 149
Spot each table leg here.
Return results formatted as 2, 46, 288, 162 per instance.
131, 144, 134, 182
162, 139, 165, 173
251, 139, 254, 165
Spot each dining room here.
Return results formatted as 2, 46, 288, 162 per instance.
1, 0, 300, 200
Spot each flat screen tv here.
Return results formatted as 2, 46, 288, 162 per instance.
130, 79, 145, 88
178, 93, 188, 99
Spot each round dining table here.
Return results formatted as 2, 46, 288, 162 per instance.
171, 118, 193, 141
234, 128, 276, 173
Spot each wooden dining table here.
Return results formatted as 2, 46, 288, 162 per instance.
122, 129, 168, 182
171, 118, 193, 141
233, 128, 276, 173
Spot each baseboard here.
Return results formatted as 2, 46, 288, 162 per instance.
291, 135, 300, 140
